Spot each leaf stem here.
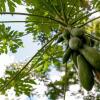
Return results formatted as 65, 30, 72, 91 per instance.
71, 10, 100, 25
68, 0, 77, 18
49, 0, 64, 21
25, 42, 55, 75
0, 12, 67, 27
59, 0, 67, 23
0, 20, 56, 24
79, 16, 100, 28
70, 8, 84, 18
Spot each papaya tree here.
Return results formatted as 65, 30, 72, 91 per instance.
0, 0, 100, 99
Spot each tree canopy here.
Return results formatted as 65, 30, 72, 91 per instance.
0, 0, 100, 99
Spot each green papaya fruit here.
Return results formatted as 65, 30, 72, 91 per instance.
69, 37, 82, 50
79, 45, 100, 71
63, 47, 72, 64
72, 52, 79, 72
77, 55, 94, 91
71, 28, 84, 37
57, 35, 64, 43
72, 52, 79, 67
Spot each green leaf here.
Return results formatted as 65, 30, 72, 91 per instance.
7, 0, 16, 12
0, 24, 24, 53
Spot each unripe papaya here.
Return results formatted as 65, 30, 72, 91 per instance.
63, 47, 72, 64
69, 37, 82, 50
72, 52, 79, 72
72, 52, 79, 67
77, 55, 94, 91
71, 28, 84, 37
79, 45, 100, 71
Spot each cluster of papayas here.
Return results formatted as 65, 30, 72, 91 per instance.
57, 27, 100, 91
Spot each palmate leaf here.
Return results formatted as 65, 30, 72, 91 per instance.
25, 0, 90, 43
0, 66, 36, 96
0, 33, 60, 93
24, 0, 100, 33
0, 24, 24, 53
0, 0, 22, 12
7, 0, 16, 13
0, 0, 6, 12
25, 13, 58, 37
25, 7, 59, 42
32, 44, 63, 74
92, 0, 100, 10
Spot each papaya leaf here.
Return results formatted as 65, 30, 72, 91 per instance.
0, 65, 36, 96
0, 24, 24, 53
